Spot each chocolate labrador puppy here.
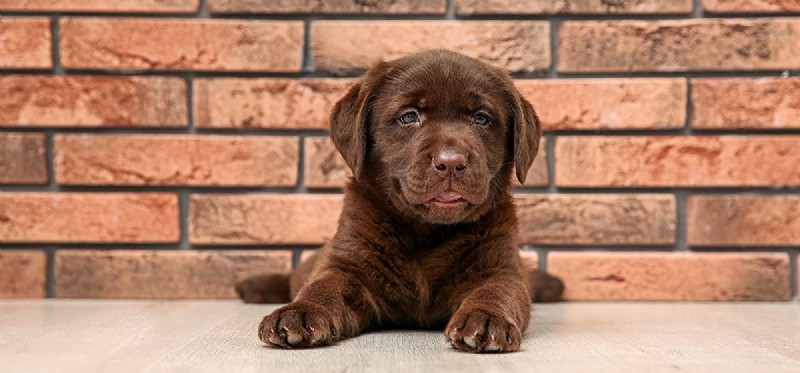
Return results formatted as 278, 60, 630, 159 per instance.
236, 49, 563, 353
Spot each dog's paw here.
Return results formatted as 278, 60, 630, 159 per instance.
445, 308, 522, 353
258, 301, 338, 348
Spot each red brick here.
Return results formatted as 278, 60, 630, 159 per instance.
516, 194, 676, 245
0, 133, 47, 184
692, 78, 800, 130
60, 18, 303, 72
55, 135, 298, 187
688, 195, 800, 246
519, 251, 539, 270
0, 193, 179, 243
55, 250, 291, 299
703, 0, 800, 12
312, 21, 550, 74
0, 251, 47, 298
0, 76, 187, 127
559, 19, 800, 72
193, 79, 351, 129
0, 0, 199, 13
304, 136, 351, 189
548, 252, 791, 301
519, 79, 686, 131
209, 0, 445, 14
0, 18, 51, 69
189, 194, 342, 245
457, 0, 691, 14
556, 136, 800, 187
303, 136, 549, 189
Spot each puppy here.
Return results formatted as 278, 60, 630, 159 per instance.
236, 50, 563, 353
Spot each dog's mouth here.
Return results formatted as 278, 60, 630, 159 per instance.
428, 191, 469, 209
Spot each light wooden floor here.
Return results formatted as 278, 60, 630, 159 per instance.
0, 301, 798, 372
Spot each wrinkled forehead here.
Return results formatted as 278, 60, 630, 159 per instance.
378, 60, 512, 114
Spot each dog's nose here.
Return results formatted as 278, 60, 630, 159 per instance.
432, 151, 467, 177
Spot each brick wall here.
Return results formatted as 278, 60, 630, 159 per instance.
1, 0, 798, 301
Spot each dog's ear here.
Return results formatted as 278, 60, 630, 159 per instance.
510, 89, 542, 184
329, 62, 392, 180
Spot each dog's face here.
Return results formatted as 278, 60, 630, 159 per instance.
330, 50, 541, 225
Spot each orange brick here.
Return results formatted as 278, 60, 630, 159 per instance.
692, 78, 800, 130
303, 136, 549, 189
559, 19, 800, 72
209, 0, 445, 14
688, 195, 800, 246
0, 133, 47, 184
556, 136, 800, 187
703, 0, 800, 12
0, 251, 47, 298
0, 193, 179, 243
519, 79, 686, 131
457, 0, 691, 14
60, 18, 303, 72
55, 135, 298, 187
516, 194, 676, 245
189, 194, 342, 245
193, 79, 351, 129
55, 250, 290, 299
303, 136, 351, 189
549, 252, 791, 301
519, 251, 539, 270
312, 21, 550, 74
0, 0, 199, 12
0, 18, 51, 69
0, 76, 187, 127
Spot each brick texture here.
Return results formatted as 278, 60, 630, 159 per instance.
516, 194, 676, 246
209, 0, 445, 14
60, 19, 304, 72
692, 78, 800, 130
456, 0, 692, 14
312, 21, 550, 74
688, 195, 800, 246
520, 79, 686, 131
193, 79, 351, 129
0, 193, 179, 243
0, 0, 199, 13
304, 136, 352, 189
556, 136, 800, 187
549, 252, 791, 301
0, 18, 51, 69
558, 19, 800, 72
0, 133, 47, 184
189, 195, 343, 245
0, 251, 47, 298
703, 0, 800, 12
0, 76, 187, 127
55, 250, 291, 299
54, 135, 298, 187
304, 136, 549, 189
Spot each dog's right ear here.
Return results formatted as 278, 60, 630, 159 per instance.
329, 61, 392, 180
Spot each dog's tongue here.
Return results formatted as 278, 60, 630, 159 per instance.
434, 191, 463, 203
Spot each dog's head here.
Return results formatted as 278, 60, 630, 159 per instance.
330, 50, 541, 225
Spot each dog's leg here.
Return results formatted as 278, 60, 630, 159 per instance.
257, 270, 374, 348
445, 274, 531, 353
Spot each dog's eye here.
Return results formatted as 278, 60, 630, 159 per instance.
398, 111, 420, 125
473, 113, 489, 126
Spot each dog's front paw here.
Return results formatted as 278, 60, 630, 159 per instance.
445, 308, 522, 353
258, 301, 338, 348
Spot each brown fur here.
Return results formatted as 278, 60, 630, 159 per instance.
236, 50, 563, 353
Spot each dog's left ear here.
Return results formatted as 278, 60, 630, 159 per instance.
510, 89, 542, 184
329, 61, 392, 180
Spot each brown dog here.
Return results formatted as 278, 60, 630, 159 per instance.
236, 50, 563, 353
